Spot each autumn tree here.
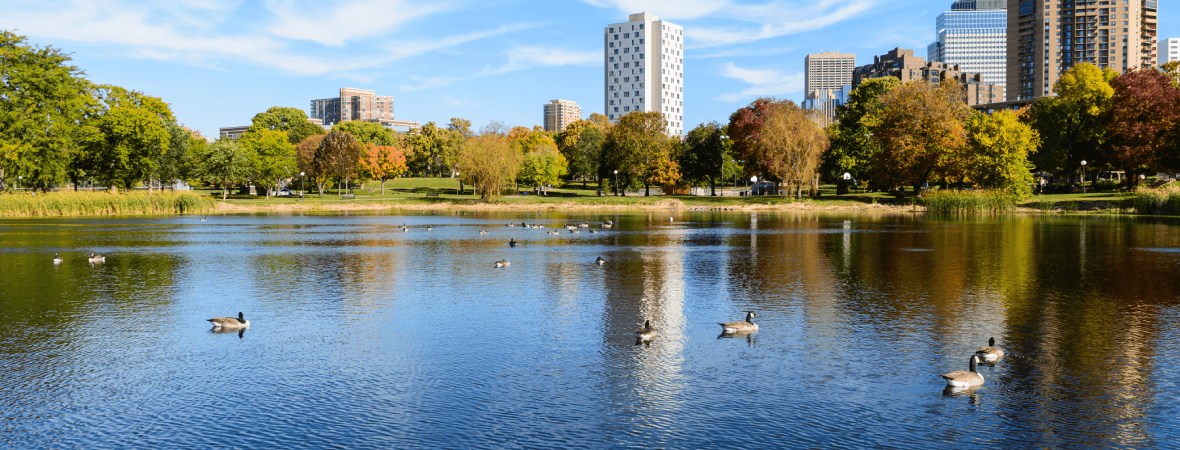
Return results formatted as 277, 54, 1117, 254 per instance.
248, 106, 324, 145
296, 135, 328, 195
601, 111, 679, 196
316, 131, 365, 195
458, 134, 523, 200
361, 143, 408, 194
966, 110, 1040, 198
1023, 63, 1117, 172
240, 129, 296, 198
193, 138, 251, 200
755, 105, 829, 198
1104, 69, 1180, 187
680, 122, 730, 195
821, 77, 899, 188
870, 81, 972, 195
558, 120, 606, 188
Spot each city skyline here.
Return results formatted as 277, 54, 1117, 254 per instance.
2, 0, 1177, 139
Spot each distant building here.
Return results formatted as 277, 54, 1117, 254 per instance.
1161, 38, 1180, 66
605, 13, 684, 136
927, 0, 1006, 98
219, 126, 249, 140
309, 87, 419, 132
1007, 0, 1158, 101
544, 99, 582, 132
853, 47, 1000, 106
802, 85, 850, 128
804, 52, 856, 98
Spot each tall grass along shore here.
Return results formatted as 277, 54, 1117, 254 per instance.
1131, 186, 1180, 216
0, 191, 214, 217
922, 190, 1015, 214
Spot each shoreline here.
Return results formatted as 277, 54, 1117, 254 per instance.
212, 198, 924, 214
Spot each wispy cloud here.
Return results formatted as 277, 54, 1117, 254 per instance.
263, 0, 458, 47
582, 0, 877, 48
401, 46, 599, 91
715, 62, 803, 103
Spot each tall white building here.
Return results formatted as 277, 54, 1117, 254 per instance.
605, 13, 684, 136
1161, 38, 1180, 66
928, 0, 1006, 97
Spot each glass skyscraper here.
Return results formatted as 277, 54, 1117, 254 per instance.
927, 0, 1006, 96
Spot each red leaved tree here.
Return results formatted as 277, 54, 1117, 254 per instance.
1105, 69, 1180, 188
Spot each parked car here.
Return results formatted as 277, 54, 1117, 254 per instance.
277, 188, 293, 196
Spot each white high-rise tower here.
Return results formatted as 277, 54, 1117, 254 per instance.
604, 13, 684, 136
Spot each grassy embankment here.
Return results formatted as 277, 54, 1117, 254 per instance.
920, 190, 1016, 214
0, 191, 214, 217
1129, 186, 1180, 216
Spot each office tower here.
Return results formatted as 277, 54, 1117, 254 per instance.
1008, 0, 1158, 101
605, 12, 684, 136
543, 99, 582, 132
802, 85, 851, 127
928, 0, 1006, 97
804, 52, 856, 98
1160, 37, 1180, 66
853, 48, 1001, 106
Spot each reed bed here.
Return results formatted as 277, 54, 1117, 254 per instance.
1130, 186, 1180, 216
0, 191, 214, 217
921, 190, 1016, 214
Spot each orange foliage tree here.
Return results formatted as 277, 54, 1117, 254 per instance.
361, 143, 408, 195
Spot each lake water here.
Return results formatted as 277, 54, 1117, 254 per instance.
2, 210, 1179, 449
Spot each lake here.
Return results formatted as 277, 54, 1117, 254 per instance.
2, 210, 1179, 448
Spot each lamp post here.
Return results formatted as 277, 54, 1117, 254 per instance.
300, 172, 305, 197
717, 134, 728, 196
1081, 160, 1087, 194
457, 172, 463, 196
17, 175, 21, 192
613, 170, 619, 196
843, 172, 852, 195
750, 175, 758, 196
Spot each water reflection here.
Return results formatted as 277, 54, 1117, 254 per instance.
0, 212, 1178, 448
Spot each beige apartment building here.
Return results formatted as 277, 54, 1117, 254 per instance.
852, 47, 1001, 106
309, 88, 418, 132
804, 52, 856, 98
543, 99, 582, 132
1008, 0, 1158, 101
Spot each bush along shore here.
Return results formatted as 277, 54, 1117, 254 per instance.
1131, 186, 1180, 216
0, 191, 214, 217
921, 190, 1016, 214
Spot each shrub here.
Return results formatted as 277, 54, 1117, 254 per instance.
921, 189, 1015, 214
1130, 186, 1180, 216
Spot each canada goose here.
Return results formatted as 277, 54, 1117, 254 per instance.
200, 217, 207, 222
602, 223, 613, 229
975, 337, 1006, 363
208, 312, 250, 329
579, 223, 589, 228
88, 253, 105, 264
506, 223, 516, 227
479, 230, 489, 235
548, 231, 559, 235
427, 226, 433, 231
53, 253, 64, 264
596, 256, 606, 265
494, 259, 510, 268
570, 229, 579, 234
635, 320, 657, 340
590, 230, 598, 234
509, 238, 518, 248
718, 311, 758, 333
941, 355, 985, 388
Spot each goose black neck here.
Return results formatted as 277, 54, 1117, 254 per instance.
989, 337, 996, 347
746, 312, 755, 323
969, 356, 977, 373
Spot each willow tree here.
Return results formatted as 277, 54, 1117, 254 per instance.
755, 106, 828, 198
870, 81, 972, 195
459, 134, 522, 200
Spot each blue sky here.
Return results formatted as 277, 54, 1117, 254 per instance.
2, 0, 1177, 139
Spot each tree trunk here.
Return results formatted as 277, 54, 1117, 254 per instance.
710, 176, 716, 196
644, 184, 650, 196
381, 178, 386, 195
222, 186, 228, 200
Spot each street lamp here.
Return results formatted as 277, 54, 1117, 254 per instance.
750, 175, 758, 196
300, 172, 305, 197
1080, 160, 1087, 194
718, 134, 728, 197
613, 170, 619, 196
17, 175, 21, 191
457, 171, 463, 196
843, 172, 852, 195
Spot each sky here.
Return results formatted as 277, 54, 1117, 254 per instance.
2, 0, 1177, 139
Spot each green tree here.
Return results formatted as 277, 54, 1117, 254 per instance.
680, 122, 730, 195
821, 77, 899, 188
240, 129, 296, 198
602, 111, 678, 196
194, 138, 251, 200
519, 143, 568, 191
82, 85, 174, 191
248, 106, 325, 145
333, 120, 395, 146
1023, 63, 1117, 172
407, 122, 454, 177
558, 120, 606, 188
870, 81, 972, 195
0, 31, 94, 191
966, 110, 1040, 198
